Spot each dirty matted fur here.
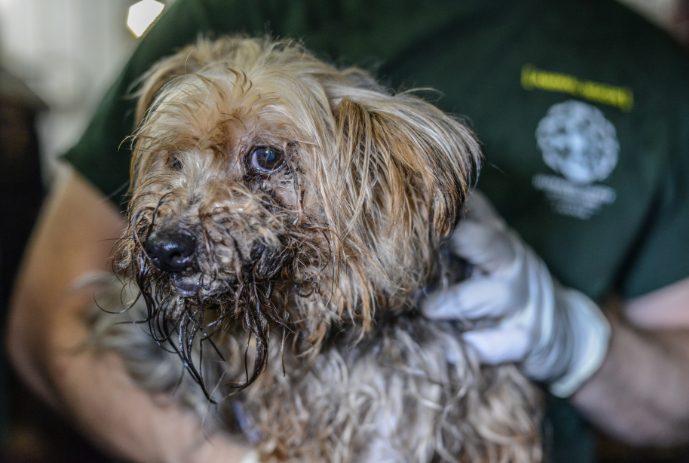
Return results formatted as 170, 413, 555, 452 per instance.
90, 37, 542, 462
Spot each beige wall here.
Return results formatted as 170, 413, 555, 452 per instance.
0, 0, 137, 182
617, 0, 679, 28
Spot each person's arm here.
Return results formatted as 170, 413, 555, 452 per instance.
572, 279, 689, 446
6, 168, 252, 463
423, 192, 689, 447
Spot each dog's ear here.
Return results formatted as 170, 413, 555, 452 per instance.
326, 92, 480, 316
334, 93, 480, 241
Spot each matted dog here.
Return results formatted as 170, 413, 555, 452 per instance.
90, 37, 542, 462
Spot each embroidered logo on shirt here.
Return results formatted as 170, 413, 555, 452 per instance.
521, 64, 634, 111
532, 100, 618, 219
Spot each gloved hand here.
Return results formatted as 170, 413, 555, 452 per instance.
422, 192, 610, 397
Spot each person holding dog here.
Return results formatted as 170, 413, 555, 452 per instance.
7, 0, 689, 461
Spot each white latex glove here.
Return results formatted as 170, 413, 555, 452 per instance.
423, 192, 610, 397
240, 450, 260, 463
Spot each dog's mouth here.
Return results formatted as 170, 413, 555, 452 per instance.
167, 270, 242, 300
170, 272, 202, 297
125, 216, 322, 397
133, 258, 275, 397
163, 246, 282, 298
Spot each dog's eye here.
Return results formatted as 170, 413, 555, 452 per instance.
248, 146, 284, 173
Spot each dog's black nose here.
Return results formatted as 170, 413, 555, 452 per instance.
144, 229, 196, 273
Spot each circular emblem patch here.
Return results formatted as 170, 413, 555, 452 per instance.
536, 100, 619, 184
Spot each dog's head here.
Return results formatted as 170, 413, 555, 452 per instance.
115, 37, 479, 390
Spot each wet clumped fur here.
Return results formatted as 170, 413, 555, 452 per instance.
89, 37, 542, 462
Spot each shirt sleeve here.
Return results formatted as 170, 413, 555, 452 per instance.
620, 104, 689, 298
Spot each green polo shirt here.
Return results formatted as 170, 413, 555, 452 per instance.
64, 0, 689, 461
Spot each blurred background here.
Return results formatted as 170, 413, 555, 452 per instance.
0, 0, 687, 461
0, 2, 168, 461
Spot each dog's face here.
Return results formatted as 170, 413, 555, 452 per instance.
115, 38, 479, 389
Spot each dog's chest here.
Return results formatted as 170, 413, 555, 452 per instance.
236, 318, 471, 462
